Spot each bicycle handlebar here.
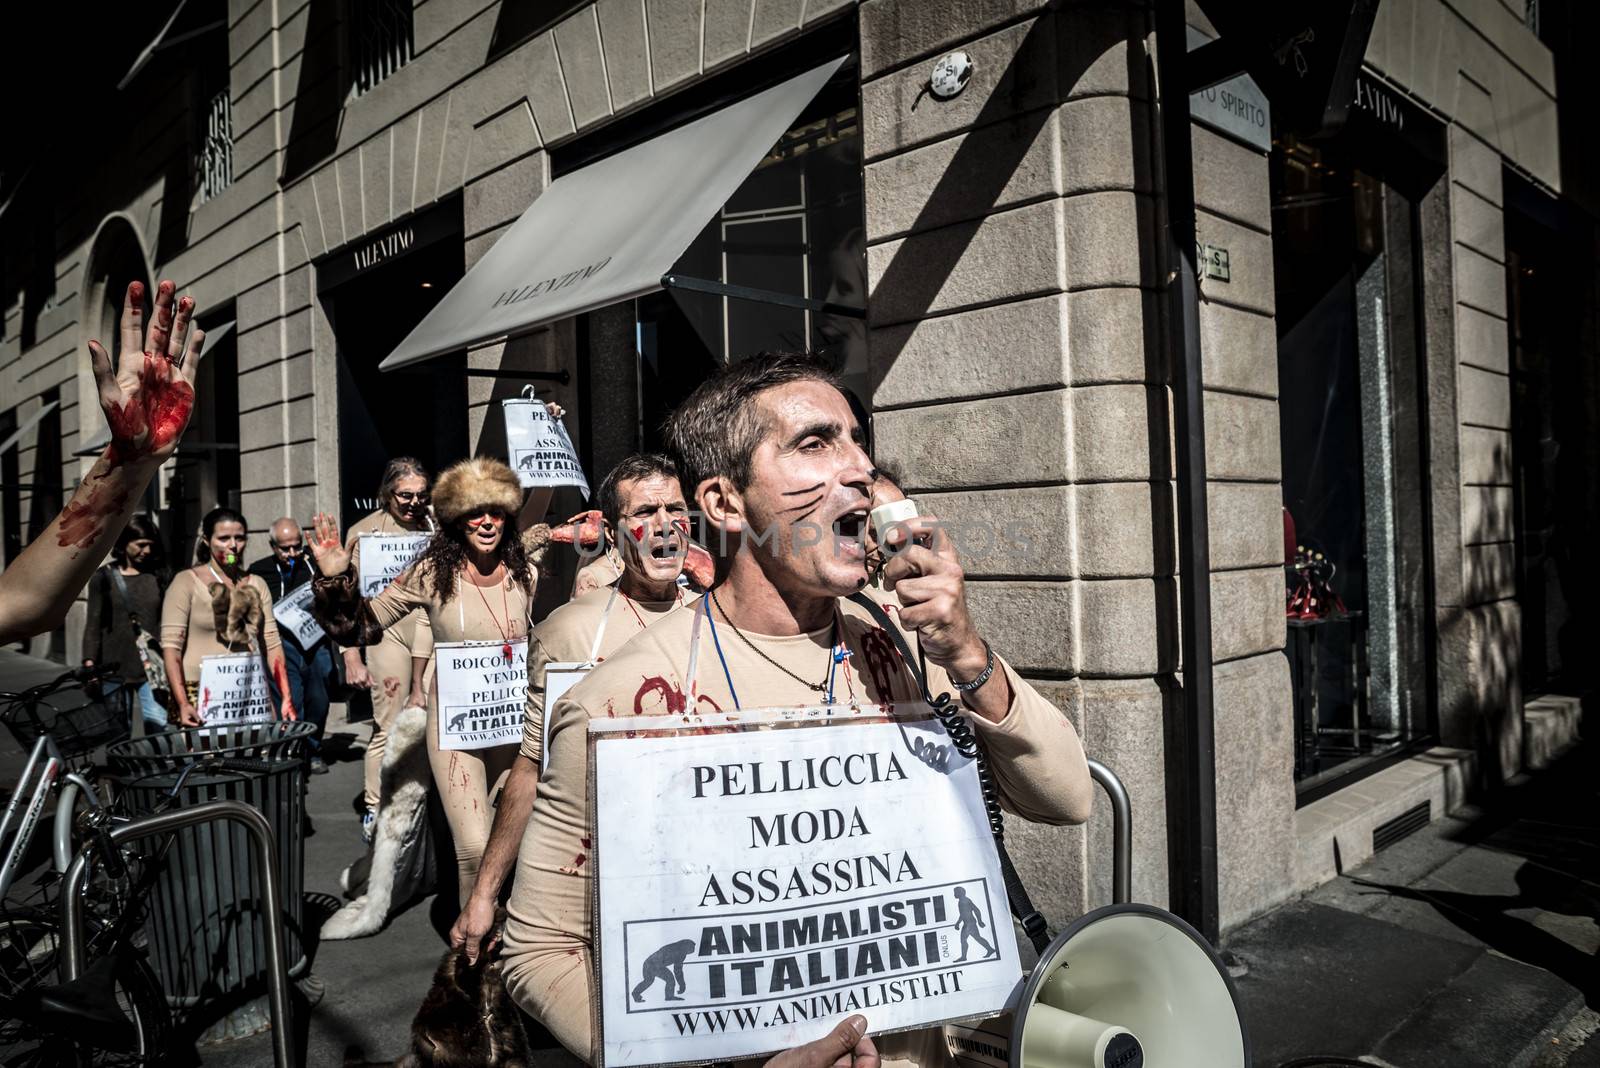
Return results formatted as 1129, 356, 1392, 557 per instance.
0, 664, 123, 705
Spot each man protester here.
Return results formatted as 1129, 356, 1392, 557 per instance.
498, 352, 1093, 1065
250, 517, 334, 771
450, 453, 697, 961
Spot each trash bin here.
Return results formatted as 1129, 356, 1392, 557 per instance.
121, 757, 307, 1043
106, 721, 316, 774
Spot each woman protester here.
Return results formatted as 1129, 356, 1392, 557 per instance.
340, 457, 435, 842
160, 507, 297, 727
310, 457, 554, 900
82, 515, 170, 734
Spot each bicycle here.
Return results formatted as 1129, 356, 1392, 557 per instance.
0, 667, 291, 1065
1, 665, 132, 906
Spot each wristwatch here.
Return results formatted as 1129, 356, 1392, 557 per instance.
950, 640, 996, 693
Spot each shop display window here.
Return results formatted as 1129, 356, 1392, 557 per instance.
636, 79, 866, 453
1272, 131, 1436, 794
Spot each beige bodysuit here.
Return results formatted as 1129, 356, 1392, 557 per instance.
519, 580, 697, 764
345, 509, 432, 812
367, 554, 537, 898
500, 591, 1092, 1065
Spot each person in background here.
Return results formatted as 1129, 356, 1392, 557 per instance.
81, 513, 170, 735
160, 507, 297, 726
450, 453, 696, 962
310, 457, 555, 902
250, 517, 332, 772
0, 279, 207, 646
340, 458, 435, 840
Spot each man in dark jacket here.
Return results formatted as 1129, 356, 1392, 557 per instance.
250, 517, 333, 772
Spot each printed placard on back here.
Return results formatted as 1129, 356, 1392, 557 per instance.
541, 662, 590, 771
271, 582, 326, 648
502, 398, 590, 497
197, 653, 274, 725
357, 533, 431, 598
435, 638, 528, 750
590, 705, 1023, 1067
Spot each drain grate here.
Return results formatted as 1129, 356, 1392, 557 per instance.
1372, 800, 1431, 852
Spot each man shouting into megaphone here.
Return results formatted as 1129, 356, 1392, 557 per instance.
499, 352, 1093, 1066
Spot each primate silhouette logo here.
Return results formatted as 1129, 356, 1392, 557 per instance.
517, 453, 537, 470
448, 712, 468, 732
632, 939, 696, 1003
953, 887, 998, 962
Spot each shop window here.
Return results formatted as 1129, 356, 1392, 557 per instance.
1272, 131, 1436, 795
637, 84, 866, 452
163, 320, 240, 562
351, 0, 414, 97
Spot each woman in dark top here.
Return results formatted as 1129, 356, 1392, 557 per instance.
82, 514, 168, 733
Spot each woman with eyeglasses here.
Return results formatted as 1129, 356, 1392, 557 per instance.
339, 457, 435, 841
310, 453, 557, 902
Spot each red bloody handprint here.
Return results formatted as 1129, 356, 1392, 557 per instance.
88, 280, 206, 468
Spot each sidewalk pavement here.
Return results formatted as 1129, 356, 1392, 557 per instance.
1227, 709, 1598, 1068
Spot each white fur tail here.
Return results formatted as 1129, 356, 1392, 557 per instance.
321, 705, 431, 940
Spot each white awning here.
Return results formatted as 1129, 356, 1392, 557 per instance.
380, 57, 847, 372
0, 401, 60, 455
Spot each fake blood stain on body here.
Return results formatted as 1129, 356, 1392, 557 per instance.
56, 483, 130, 549
102, 353, 195, 468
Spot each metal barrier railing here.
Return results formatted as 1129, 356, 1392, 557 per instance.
1087, 759, 1132, 906
58, 799, 293, 1068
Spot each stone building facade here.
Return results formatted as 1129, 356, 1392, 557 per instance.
0, 0, 1589, 934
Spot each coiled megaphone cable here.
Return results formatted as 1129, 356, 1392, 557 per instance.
848, 593, 1052, 954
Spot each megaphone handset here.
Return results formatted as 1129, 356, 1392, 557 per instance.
846, 591, 1052, 954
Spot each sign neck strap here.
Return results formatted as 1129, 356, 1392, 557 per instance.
585, 584, 622, 666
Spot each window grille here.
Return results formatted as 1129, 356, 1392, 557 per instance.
353, 0, 415, 96
198, 89, 233, 202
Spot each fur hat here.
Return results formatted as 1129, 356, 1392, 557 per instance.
431, 458, 522, 526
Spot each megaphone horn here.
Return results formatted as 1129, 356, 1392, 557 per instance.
947, 764, 1250, 1068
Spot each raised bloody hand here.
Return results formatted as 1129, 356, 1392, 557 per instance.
308, 513, 352, 576
550, 509, 605, 549
89, 280, 205, 468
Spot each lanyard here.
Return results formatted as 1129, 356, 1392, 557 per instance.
456, 572, 528, 637
585, 585, 622, 666
694, 600, 847, 712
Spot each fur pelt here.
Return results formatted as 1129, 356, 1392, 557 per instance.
432, 458, 522, 526
518, 524, 551, 570
312, 571, 385, 647
403, 945, 531, 1067
322, 704, 431, 940
209, 581, 264, 647
341, 941, 531, 1068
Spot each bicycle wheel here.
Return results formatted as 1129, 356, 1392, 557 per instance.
0, 909, 169, 1067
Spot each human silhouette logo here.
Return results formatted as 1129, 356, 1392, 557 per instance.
633, 939, 696, 1003
953, 887, 998, 963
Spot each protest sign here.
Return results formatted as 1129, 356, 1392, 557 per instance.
271, 581, 326, 648
435, 638, 528, 750
357, 532, 430, 598
503, 397, 590, 496
591, 706, 1023, 1067
541, 662, 590, 771
197, 653, 274, 725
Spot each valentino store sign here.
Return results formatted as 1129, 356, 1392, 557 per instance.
316, 196, 462, 292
